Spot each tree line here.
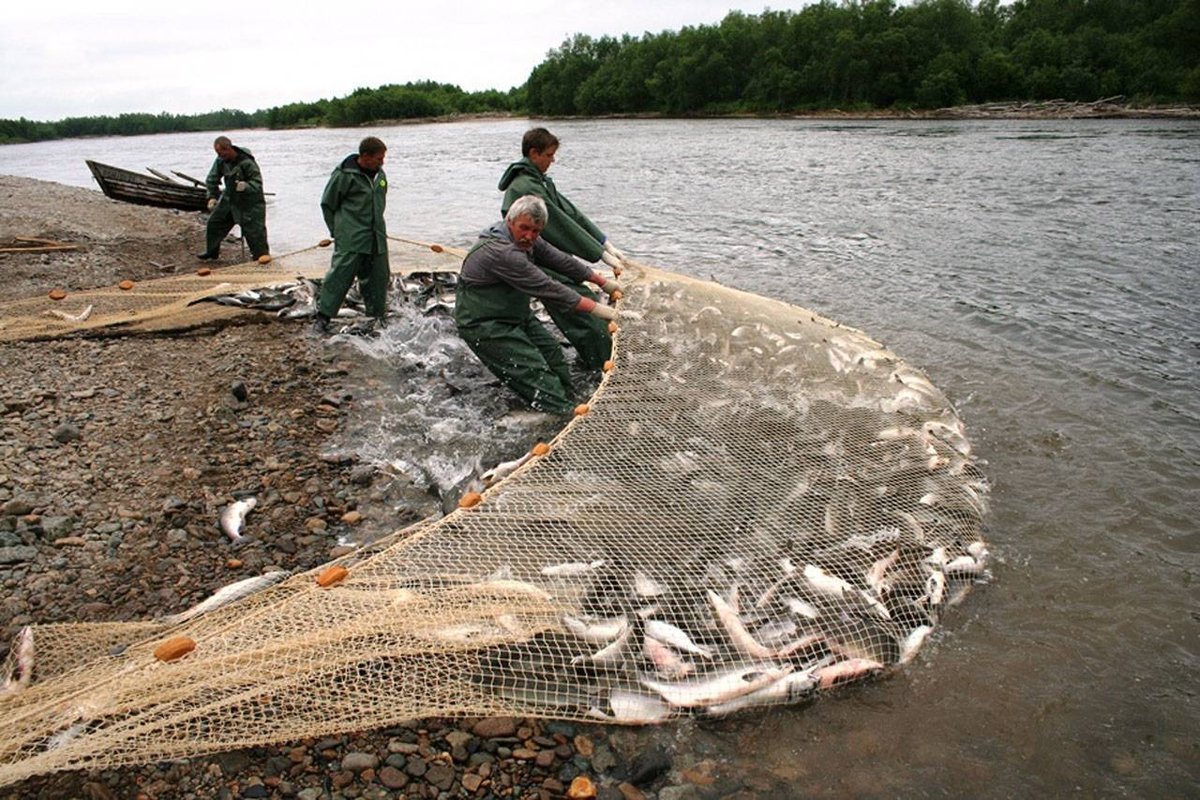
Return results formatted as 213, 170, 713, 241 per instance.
2, 0, 1195, 144
527, 0, 1198, 114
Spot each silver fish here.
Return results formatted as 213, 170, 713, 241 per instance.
898, 625, 934, 665
641, 663, 793, 708
562, 613, 629, 643
482, 452, 533, 486
572, 619, 633, 665
219, 497, 256, 542
467, 579, 552, 601
587, 689, 674, 724
704, 668, 820, 716
541, 559, 605, 578
166, 570, 291, 624
644, 619, 714, 659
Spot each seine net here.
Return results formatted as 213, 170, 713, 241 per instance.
0, 253, 989, 787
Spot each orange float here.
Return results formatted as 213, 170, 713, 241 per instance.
154, 636, 196, 662
119, 280, 134, 290
531, 442, 551, 457
48, 288, 67, 301
458, 491, 483, 509
317, 566, 349, 587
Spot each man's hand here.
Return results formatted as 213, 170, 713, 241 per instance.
206, 198, 217, 211
604, 240, 627, 262
600, 279, 623, 297
601, 251, 623, 271
235, 181, 247, 192
590, 303, 617, 321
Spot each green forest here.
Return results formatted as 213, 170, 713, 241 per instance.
2, 0, 1196, 144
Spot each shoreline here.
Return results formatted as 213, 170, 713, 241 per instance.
3, 99, 1197, 145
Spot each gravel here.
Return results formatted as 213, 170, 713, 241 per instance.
0, 175, 745, 800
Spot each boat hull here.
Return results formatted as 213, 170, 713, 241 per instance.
86, 159, 209, 212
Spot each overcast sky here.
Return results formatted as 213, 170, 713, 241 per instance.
1, 1, 800, 121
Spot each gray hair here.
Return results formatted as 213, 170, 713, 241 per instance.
505, 195, 549, 226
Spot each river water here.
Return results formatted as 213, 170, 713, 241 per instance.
2, 118, 1197, 796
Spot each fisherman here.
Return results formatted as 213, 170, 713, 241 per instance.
198, 135, 269, 261
498, 127, 629, 370
455, 195, 620, 415
312, 136, 390, 335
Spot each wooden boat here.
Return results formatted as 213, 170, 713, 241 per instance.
86, 159, 209, 212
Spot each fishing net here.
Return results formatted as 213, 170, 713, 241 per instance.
0, 250, 989, 786
0, 237, 461, 341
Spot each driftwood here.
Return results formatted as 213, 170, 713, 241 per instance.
932, 96, 1200, 119
0, 236, 79, 254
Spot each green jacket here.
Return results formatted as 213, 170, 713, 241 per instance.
498, 158, 605, 263
205, 145, 265, 223
321, 154, 388, 254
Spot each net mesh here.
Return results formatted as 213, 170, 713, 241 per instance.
0, 248, 989, 787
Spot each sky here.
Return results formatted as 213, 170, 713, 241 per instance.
1, 0, 798, 122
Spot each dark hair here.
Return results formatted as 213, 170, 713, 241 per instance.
521, 128, 559, 157
359, 136, 387, 156
213, 135, 232, 148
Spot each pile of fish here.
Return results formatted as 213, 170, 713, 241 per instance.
190, 272, 460, 329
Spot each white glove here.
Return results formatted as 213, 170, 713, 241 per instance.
600, 251, 622, 271
235, 181, 247, 192
604, 240, 626, 261
590, 303, 617, 321
600, 279, 623, 297
206, 198, 217, 211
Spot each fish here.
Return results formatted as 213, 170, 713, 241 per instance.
803, 564, 889, 619
572, 619, 633, 665
562, 613, 629, 643
482, 452, 533, 486
815, 658, 885, 689
467, 579, 553, 602
643, 634, 696, 679
632, 571, 666, 598
1, 626, 34, 696
708, 589, 774, 659
785, 597, 822, 620
704, 667, 820, 716
541, 559, 605, 578
644, 620, 715, 659
641, 663, 793, 708
219, 497, 257, 543
898, 625, 934, 665
165, 570, 291, 625
587, 689, 674, 724
754, 557, 797, 608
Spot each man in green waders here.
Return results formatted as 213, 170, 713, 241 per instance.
313, 136, 389, 335
498, 128, 630, 371
198, 135, 269, 261
455, 195, 621, 415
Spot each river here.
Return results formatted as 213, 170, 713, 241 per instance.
2, 117, 1197, 797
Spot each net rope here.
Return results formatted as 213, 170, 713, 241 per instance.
0, 245, 989, 786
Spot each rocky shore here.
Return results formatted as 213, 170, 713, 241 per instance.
0, 177, 747, 800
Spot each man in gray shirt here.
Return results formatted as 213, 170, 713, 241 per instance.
454, 195, 621, 414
